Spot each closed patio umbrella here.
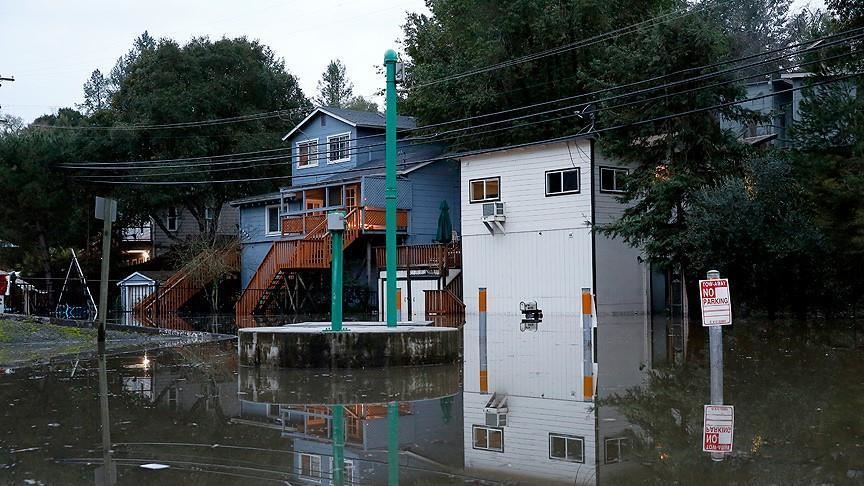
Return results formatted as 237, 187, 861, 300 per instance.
435, 200, 453, 243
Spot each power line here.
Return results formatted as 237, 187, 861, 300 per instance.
80, 71, 863, 185
411, 0, 726, 89
66, 35, 859, 175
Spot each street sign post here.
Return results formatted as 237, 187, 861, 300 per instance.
702, 405, 734, 453
699, 278, 731, 326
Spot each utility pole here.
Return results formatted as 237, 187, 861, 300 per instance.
384, 49, 398, 327
707, 269, 724, 461
328, 211, 345, 331
96, 197, 116, 342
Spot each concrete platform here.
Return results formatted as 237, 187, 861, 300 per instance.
238, 363, 461, 404
238, 321, 461, 368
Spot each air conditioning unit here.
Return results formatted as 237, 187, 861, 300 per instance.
484, 393, 508, 427
485, 411, 507, 427
481, 202, 506, 234
481, 202, 506, 221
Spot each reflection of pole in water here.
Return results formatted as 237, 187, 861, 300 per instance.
706, 269, 725, 462
388, 402, 399, 486
97, 343, 116, 485
332, 404, 345, 486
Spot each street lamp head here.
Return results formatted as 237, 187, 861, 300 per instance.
707, 269, 721, 279
384, 49, 398, 64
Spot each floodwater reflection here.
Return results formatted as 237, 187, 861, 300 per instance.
0, 319, 861, 484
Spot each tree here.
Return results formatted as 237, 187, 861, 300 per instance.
314, 59, 354, 108
80, 69, 111, 114
594, 6, 753, 271
344, 95, 379, 112
401, 0, 623, 149
98, 35, 311, 241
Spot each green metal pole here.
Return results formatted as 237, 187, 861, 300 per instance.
384, 49, 398, 328
387, 401, 399, 486
330, 212, 345, 332
332, 404, 345, 486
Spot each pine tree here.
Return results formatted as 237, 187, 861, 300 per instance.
315, 59, 354, 108
80, 69, 110, 114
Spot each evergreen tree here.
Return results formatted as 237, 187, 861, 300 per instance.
315, 59, 354, 108
80, 69, 111, 114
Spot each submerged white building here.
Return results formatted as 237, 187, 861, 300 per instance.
458, 137, 651, 484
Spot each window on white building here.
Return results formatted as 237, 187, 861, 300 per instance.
546, 168, 580, 196
297, 139, 318, 168
166, 207, 179, 232
549, 433, 584, 463
605, 437, 629, 464
299, 453, 322, 480
472, 425, 504, 452
469, 177, 500, 203
265, 206, 280, 235
327, 133, 351, 163
600, 167, 629, 193
329, 458, 355, 484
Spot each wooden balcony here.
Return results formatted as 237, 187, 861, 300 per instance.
282, 206, 408, 236
375, 243, 462, 270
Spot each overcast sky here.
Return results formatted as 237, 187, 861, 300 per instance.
1, 0, 824, 124
0, 0, 428, 123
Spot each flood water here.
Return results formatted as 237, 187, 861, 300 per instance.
1, 318, 862, 485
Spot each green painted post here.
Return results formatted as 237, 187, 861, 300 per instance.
384, 49, 398, 328
332, 404, 345, 486
387, 401, 399, 486
330, 211, 345, 332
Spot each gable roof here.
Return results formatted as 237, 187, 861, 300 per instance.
281, 107, 417, 142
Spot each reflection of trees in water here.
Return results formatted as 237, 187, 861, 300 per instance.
603, 323, 864, 484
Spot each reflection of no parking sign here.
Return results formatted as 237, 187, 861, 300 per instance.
703, 405, 734, 453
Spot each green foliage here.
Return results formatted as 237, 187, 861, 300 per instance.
683, 154, 822, 314
315, 59, 354, 108
401, 0, 621, 148
102, 34, 312, 237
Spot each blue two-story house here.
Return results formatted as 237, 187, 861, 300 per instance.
232, 107, 461, 321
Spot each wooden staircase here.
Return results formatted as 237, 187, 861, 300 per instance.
425, 271, 465, 326
235, 208, 362, 322
133, 248, 239, 326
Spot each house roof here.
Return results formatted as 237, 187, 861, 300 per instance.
281, 107, 417, 141
229, 191, 283, 207
117, 270, 175, 285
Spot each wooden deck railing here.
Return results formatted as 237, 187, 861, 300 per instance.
362, 207, 408, 232
424, 289, 465, 317
375, 243, 462, 270
282, 207, 406, 235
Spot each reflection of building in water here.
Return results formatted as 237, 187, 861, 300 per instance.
236, 398, 462, 485
459, 140, 652, 484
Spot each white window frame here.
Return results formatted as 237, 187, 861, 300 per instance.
604, 437, 629, 464
265, 205, 281, 236
205, 207, 216, 221
328, 458, 355, 484
326, 132, 351, 164
472, 425, 504, 452
296, 138, 319, 169
469, 177, 501, 203
599, 167, 629, 193
298, 453, 322, 482
549, 433, 585, 463
545, 168, 581, 196
165, 207, 179, 232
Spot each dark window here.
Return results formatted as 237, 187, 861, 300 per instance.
605, 437, 629, 464
600, 167, 629, 193
473, 425, 504, 452
469, 177, 501, 203
549, 434, 584, 463
327, 133, 350, 162
327, 185, 343, 207
266, 206, 280, 234
297, 140, 318, 167
166, 207, 179, 232
546, 168, 580, 196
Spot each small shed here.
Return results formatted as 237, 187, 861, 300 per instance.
117, 271, 174, 314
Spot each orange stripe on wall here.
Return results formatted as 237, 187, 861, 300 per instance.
583, 376, 593, 399
581, 291, 592, 315
396, 288, 402, 310
479, 289, 487, 312
480, 370, 488, 393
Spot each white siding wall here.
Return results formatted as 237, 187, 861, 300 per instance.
464, 391, 596, 485
461, 140, 594, 401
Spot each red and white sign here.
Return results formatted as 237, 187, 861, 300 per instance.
703, 405, 734, 453
699, 278, 731, 326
